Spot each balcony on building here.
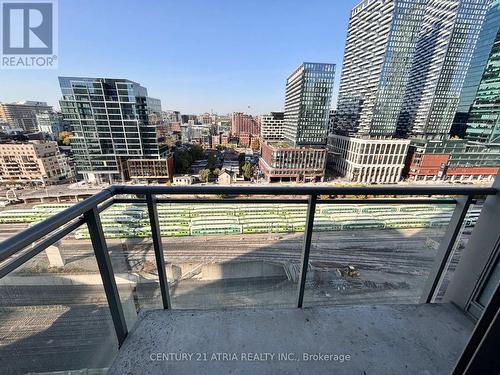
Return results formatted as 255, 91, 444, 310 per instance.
0, 179, 499, 374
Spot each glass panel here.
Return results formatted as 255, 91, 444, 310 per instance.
304, 202, 455, 307
93, 202, 160, 330
0, 202, 75, 238
158, 202, 302, 309
478, 258, 499, 307
436, 201, 485, 301
0, 224, 118, 374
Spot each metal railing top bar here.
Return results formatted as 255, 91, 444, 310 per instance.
112, 198, 310, 205
114, 184, 497, 196
0, 188, 114, 263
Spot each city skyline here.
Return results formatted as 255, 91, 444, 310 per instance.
0, 0, 357, 115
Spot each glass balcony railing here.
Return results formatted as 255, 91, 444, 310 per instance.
0, 184, 497, 374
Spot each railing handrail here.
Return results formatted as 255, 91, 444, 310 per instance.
114, 184, 497, 196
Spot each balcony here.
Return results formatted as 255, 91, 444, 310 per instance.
0, 182, 499, 374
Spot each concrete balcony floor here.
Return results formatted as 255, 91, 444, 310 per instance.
109, 303, 473, 375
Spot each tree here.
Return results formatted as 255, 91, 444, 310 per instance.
207, 154, 216, 170
241, 162, 254, 180
212, 168, 221, 177
189, 144, 204, 160
199, 169, 210, 182
58, 131, 72, 145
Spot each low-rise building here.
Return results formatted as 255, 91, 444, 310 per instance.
328, 135, 410, 184
259, 142, 327, 182
191, 159, 208, 174
404, 139, 500, 182
0, 141, 72, 185
173, 175, 194, 185
217, 170, 236, 185
127, 156, 174, 182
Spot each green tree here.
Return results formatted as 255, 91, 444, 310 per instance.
242, 162, 254, 180
189, 144, 204, 160
207, 154, 216, 170
199, 169, 210, 182
212, 168, 221, 177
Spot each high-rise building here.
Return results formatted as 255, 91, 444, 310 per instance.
259, 63, 334, 182
58, 77, 165, 183
397, 0, 490, 139
283, 62, 335, 146
36, 112, 66, 139
335, 0, 489, 138
260, 112, 284, 142
336, 0, 427, 136
461, 0, 500, 144
0, 101, 53, 133
0, 141, 74, 185
231, 112, 259, 136
451, 0, 500, 139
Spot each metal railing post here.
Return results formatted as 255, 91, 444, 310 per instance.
297, 194, 317, 308
146, 194, 171, 309
84, 206, 128, 346
420, 195, 473, 303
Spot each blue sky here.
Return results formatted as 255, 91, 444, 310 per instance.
1, 0, 358, 115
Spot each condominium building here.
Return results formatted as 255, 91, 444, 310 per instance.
0, 101, 53, 133
336, 0, 427, 136
464, 0, 500, 144
58, 77, 165, 183
328, 135, 410, 184
259, 142, 327, 182
259, 62, 334, 182
0, 141, 73, 185
397, 0, 490, 138
231, 112, 259, 136
336, 0, 489, 138
260, 112, 284, 142
36, 112, 66, 139
451, 0, 500, 139
283, 62, 335, 146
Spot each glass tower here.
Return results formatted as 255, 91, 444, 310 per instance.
451, 0, 500, 138
336, 0, 489, 139
336, 0, 427, 137
460, 0, 500, 144
283, 62, 335, 147
58, 77, 162, 182
396, 0, 490, 139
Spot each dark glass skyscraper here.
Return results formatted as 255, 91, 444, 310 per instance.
449, 0, 500, 144
451, 0, 500, 138
283, 62, 335, 147
58, 77, 163, 182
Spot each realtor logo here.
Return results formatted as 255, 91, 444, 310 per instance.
1, 0, 58, 69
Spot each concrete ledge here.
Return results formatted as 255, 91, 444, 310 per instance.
109, 303, 473, 375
